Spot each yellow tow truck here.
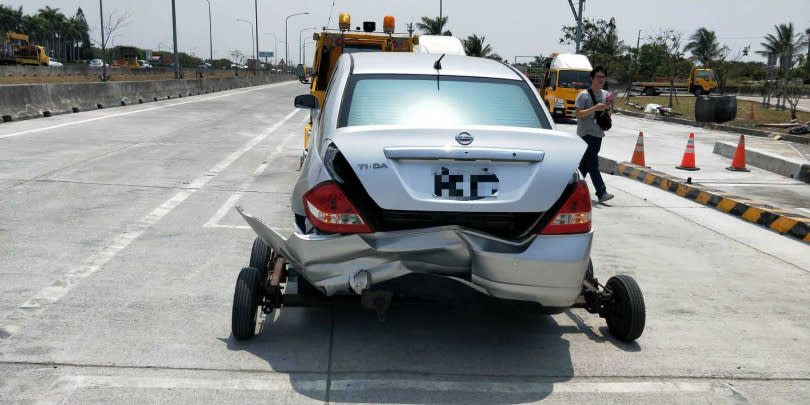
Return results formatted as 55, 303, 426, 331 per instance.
0, 31, 49, 66
539, 53, 593, 120
631, 68, 718, 96
298, 13, 415, 157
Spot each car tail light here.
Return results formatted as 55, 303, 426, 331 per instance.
540, 180, 592, 235
303, 181, 371, 233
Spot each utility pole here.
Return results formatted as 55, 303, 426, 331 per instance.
407, 22, 414, 37
99, 0, 107, 80
204, 0, 212, 63
567, 0, 584, 54
171, 0, 180, 79
254, 0, 259, 70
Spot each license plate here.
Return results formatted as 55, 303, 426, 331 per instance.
433, 166, 499, 200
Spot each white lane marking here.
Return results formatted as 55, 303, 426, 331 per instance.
0, 109, 302, 341
0, 81, 295, 140
328, 379, 729, 394
203, 116, 305, 228
37, 375, 323, 404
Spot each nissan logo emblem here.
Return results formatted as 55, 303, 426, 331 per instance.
455, 132, 474, 145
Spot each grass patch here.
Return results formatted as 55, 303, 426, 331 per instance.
615, 95, 810, 134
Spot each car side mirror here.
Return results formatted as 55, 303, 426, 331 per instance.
294, 94, 319, 109
296, 64, 307, 78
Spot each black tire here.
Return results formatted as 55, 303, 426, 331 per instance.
249, 237, 272, 281
232, 267, 263, 340
605, 275, 645, 342
644, 87, 656, 96
693, 86, 704, 96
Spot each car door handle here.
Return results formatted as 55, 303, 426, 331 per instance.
383, 147, 545, 162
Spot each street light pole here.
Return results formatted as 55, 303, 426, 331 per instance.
264, 33, 278, 65
171, 0, 180, 79
285, 12, 308, 68
204, 0, 212, 63
299, 27, 317, 64
302, 40, 313, 65
237, 19, 255, 63
253, 0, 259, 70
98, 0, 107, 80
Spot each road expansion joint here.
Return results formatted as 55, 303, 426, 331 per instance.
2, 360, 808, 382
612, 162, 810, 245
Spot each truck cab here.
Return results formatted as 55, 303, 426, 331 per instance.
300, 13, 414, 160
539, 53, 593, 120
688, 68, 718, 96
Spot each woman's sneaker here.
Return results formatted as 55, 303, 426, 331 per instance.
598, 193, 614, 203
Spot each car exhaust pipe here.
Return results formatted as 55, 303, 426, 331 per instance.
349, 270, 372, 295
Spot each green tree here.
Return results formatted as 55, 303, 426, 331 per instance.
416, 16, 451, 36
559, 18, 628, 81
0, 5, 24, 33
37, 6, 67, 58
463, 34, 492, 58
758, 23, 807, 79
684, 27, 728, 67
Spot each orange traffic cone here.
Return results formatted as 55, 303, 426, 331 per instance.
630, 131, 646, 166
676, 133, 700, 171
747, 104, 756, 121
726, 135, 750, 172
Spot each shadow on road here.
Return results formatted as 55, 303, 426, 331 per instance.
218, 272, 643, 404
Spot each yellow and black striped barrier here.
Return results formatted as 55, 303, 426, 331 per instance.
617, 162, 810, 244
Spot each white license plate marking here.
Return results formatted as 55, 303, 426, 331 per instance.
432, 166, 499, 200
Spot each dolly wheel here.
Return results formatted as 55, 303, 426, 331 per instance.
232, 267, 263, 340
605, 275, 646, 342
249, 237, 272, 281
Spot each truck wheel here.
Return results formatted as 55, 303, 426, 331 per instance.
693, 87, 704, 96
644, 87, 656, 96
232, 267, 263, 339
605, 275, 645, 342
249, 237, 272, 281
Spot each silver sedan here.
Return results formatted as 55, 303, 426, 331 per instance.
233, 52, 645, 342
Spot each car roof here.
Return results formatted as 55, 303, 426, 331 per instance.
348, 53, 523, 80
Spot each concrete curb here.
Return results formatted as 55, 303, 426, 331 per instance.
712, 142, 810, 183
615, 109, 810, 145
599, 158, 810, 244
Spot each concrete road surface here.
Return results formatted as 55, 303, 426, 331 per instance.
1, 82, 809, 404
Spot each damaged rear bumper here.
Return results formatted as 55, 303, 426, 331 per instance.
236, 206, 592, 308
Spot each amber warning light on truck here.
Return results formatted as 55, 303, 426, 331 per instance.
383, 16, 395, 33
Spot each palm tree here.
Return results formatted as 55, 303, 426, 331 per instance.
684, 27, 727, 67
416, 16, 451, 36
758, 23, 807, 79
37, 6, 67, 58
463, 34, 492, 58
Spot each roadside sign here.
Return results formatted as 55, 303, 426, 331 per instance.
146, 49, 152, 61
258, 51, 273, 58
151, 55, 162, 63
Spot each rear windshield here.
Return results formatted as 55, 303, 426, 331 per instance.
557, 70, 591, 89
343, 45, 383, 53
339, 74, 549, 129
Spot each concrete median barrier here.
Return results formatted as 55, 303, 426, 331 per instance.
712, 141, 810, 183
0, 73, 295, 122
